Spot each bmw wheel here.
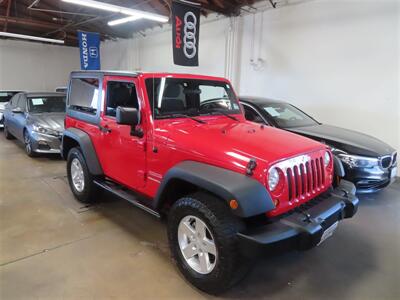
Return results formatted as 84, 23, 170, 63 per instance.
167, 192, 250, 294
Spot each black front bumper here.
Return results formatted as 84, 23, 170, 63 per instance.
238, 180, 359, 257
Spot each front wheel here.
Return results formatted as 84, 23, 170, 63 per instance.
24, 130, 36, 157
67, 147, 98, 203
167, 192, 250, 294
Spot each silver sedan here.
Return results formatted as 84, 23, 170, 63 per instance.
3, 92, 65, 157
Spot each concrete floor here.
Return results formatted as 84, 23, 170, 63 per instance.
0, 133, 399, 300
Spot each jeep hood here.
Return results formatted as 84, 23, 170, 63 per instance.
158, 118, 327, 171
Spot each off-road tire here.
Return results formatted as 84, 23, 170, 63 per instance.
168, 192, 250, 294
4, 125, 14, 140
67, 147, 98, 203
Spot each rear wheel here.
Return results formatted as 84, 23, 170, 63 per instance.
4, 125, 14, 140
24, 130, 37, 157
67, 147, 98, 203
167, 192, 250, 294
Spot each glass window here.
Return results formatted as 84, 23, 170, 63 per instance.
28, 96, 66, 113
9, 94, 20, 108
16, 96, 26, 111
261, 103, 318, 128
69, 78, 99, 114
0, 91, 20, 103
106, 81, 139, 117
145, 78, 240, 119
243, 105, 264, 124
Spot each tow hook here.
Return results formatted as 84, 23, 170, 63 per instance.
297, 208, 312, 223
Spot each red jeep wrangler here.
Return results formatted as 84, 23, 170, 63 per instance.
62, 71, 358, 294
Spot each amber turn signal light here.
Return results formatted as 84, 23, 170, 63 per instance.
229, 199, 239, 210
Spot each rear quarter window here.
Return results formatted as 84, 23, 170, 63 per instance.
69, 78, 99, 114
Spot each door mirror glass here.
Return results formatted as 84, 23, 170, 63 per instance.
116, 107, 139, 126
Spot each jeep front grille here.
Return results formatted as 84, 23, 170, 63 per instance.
286, 156, 326, 201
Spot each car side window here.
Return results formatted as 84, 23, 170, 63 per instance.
69, 78, 99, 114
9, 94, 20, 109
243, 105, 265, 124
16, 96, 26, 111
106, 81, 139, 117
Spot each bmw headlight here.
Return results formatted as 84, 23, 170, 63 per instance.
324, 151, 331, 167
32, 124, 59, 136
338, 154, 378, 168
268, 167, 280, 191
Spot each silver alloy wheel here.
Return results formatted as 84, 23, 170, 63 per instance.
178, 215, 217, 274
71, 158, 85, 193
24, 132, 32, 154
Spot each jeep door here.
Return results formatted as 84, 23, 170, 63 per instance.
97, 77, 146, 189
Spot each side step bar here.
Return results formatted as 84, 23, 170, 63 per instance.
93, 179, 161, 218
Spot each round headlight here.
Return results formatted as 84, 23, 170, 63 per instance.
324, 151, 331, 167
268, 167, 280, 191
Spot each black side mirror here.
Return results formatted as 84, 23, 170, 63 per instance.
116, 107, 143, 137
12, 107, 23, 113
116, 107, 140, 126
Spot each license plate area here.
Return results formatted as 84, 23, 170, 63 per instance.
317, 221, 338, 246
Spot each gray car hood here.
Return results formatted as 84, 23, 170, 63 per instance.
287, 124, 395, 157
28, 112, 65, 132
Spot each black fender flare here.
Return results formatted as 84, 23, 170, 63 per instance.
333, 155, 345, 178
62, 128, 103, 176
154, 161, 275, 218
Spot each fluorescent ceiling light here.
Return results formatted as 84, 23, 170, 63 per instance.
62, 0, 169, 23
108, 15, 141, 26
0, 32, 64, 44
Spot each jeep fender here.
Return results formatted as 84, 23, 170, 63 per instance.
62, 128, 103, 176
155, 161, 275, 218
333, 155, 345, 178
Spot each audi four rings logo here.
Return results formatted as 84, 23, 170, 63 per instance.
183, 12, 197, 59
175, 12, 197, 59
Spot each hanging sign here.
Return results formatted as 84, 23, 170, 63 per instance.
78, 31, 101, 70
172, 1, 200, 66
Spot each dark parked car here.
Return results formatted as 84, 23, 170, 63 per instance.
3, 92, 66, 156
0, 91, 23, 128
237, 97, 397, 193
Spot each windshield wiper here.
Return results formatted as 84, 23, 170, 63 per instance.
159, 113, 206, 124
201, 109, 240, 122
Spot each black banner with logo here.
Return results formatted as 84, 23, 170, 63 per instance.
172, 1, 200, 66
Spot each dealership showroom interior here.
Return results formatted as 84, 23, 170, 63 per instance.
0, 0, 399, 299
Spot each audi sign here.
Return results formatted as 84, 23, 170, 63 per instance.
172, 1, 200, 66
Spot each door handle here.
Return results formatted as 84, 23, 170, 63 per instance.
99, 125, 111, 133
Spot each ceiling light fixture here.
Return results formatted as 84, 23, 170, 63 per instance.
62, 0, 169, 23
0, 32, 65, 44
108, 15, 142, 26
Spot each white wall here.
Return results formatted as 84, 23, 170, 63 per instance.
239, 0, 399, 159
0, 39, 80, 91
102, 15, 231, 78
100, 0, 399, 163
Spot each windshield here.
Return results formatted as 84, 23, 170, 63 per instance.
28, 96, 66, 113
145, 78, 240, 119
0, 92, 19, 103
261, 103, 318, 128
